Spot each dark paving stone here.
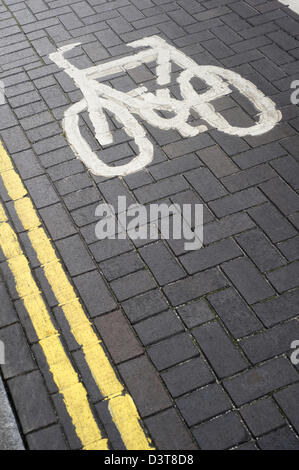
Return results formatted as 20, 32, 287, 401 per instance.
122, 289, 169, 324
145, 408, 197, 450
147, 332, 199, 371
240, 319, 299, 364
258, 426, 299, 450
55, 235, 95, 277
223, 357, 298, 406
161, 356, 214, 398
94, 310, 143, 364
177, 299, 215, 329
193, 321, 248, 378
222, 257, 275, 304
118, 355, 171, 418
176, 383, 232, 427
253, 289, 299, 327
139, 241, 185, 286
26, 425, 68, 450
163, 268, 228, 306
207, 288, 262, 338
0, 323, 36, 379
275, 383, 299, 435
193, 411, 250, 450
73, 270, 117, 317
8, 371, 56, 434
134, 310, 184, 346
240, 398, 285, 436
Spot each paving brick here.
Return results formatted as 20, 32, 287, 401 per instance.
177, 299, 215, 328
267, 262, 299, 293
110, 269, 156, 301
100, 251, 144, 281
185, 167, 228, 202
73, 270, 117, 317
240, 319, 299, 364
56, 235, 95, 276
240, 398, 285, 437
40, 203, 76, 240
55, 173, 92, 196
147, 332, 199, 371
236, 229, 286, 272
0, 283, 18, 328
207, 288, 262, 338
248, 202, 297, 243
232, 142, 286, 169
145, 408, 197, 450
27, 425, 68, 450
0, 105, 18, 130
258, 426, 299, 450
134, 310, 184, 346
1, 126, 30, 153
197, 145, 238, 177
90, 237, 133, 262
204, 213, 255, 244
275, 383, 299, 435
222, 257, 275, 304
260, 177, 299, 216
193, 411, 250, 450
223, 357, 298, 406
193, 321, 248, 378
162, 356, 214, 398
134, 176, 189, 204
278, 236, 299, 262
221, 164, 276, 192
271, 156, 299, 191
122, 289, 168, 323
149, 154, 202, 180
25, 175, 59, 209
180, 238, 241, 274
47, 160, 85, 183
162, 134, 214, 159
118, 355, 171, 417
8, 371, 56, 434
94, 310, 142, 363
163, 268, 228, 306
254, 289, 299, 327
209, 188, 266, 218
176, 383, 232, 427
0, 324, 36, 379
139, 241, 185, 286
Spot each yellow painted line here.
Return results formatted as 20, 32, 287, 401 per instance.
0, 141, 153, 450
0, 216, 107, 450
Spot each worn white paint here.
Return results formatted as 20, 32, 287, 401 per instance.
278, 0, 299, 14
49, 36, 282, 177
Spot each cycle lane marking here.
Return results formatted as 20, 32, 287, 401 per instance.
49, 35, 281, 178
0, 141, 153, 451
278, 0, 299, 14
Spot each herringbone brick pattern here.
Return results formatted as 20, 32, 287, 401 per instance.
0, 0, 299, 451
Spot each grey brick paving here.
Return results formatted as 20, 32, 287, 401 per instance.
0, 0, 299, 451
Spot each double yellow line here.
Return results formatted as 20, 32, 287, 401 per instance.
0, 141, 153, 451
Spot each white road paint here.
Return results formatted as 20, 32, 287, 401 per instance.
49, 36, 282, 177
278, 0, 299, 14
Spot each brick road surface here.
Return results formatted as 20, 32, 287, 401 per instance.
0, 0, 299, 451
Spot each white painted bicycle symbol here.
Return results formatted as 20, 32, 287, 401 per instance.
50, 36, 281, 178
